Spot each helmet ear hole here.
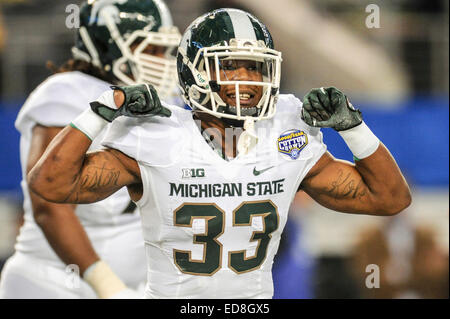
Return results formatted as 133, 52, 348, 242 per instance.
189, 86, 201, 100
188, 85, 210, 107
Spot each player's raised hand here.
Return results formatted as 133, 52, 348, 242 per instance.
301, 86, 362, 131
90, 84, 171, 122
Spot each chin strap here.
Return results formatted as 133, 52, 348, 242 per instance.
237, 119, 258, 155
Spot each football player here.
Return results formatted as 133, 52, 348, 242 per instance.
0, 0, 181, 299
27, 8, 411, 298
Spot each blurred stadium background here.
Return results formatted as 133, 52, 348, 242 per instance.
0, 0, 448, 299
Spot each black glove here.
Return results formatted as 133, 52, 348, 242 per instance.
90, 84, 171, 122
301, 86, 362, 131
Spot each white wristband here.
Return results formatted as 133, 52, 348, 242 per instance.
71, 108, 108, 140
83, 260, 127, 299
71, 90, 116, 140
338, 121, 380, 160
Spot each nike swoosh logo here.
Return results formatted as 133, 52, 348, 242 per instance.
253, 166, 275, 176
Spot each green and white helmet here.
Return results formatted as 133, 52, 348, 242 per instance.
177, 8, 282, 122
73, 0, 181, 99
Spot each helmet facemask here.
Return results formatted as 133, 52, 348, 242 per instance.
182, 39, 282, 123
101, 11, 181, 99
113, 28, 180, 99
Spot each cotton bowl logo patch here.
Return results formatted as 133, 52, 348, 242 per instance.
277, 129, 308, 159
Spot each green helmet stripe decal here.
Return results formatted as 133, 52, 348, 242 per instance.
227, 10, 257, 41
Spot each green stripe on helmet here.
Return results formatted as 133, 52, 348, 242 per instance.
226, 9, 257, 41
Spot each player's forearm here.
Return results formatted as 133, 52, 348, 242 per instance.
353, 143, 411, 215
33, 203, 99, 274
28, 126, 93, 203
337, 120, 411, 215
34, 204, 139, 299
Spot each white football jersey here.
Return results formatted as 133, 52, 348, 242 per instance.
102, 94, 327, 298
13, 71, 146, 288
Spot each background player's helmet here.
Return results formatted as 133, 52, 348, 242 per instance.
177, 8, 282, 122
73, 0, 181, 99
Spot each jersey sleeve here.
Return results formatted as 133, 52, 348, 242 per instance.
275, 94, 327, 183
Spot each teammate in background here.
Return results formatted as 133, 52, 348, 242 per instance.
0, 0, 181, 299
28, 8, 411, 298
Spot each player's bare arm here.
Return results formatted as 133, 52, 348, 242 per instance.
301, 146, 411, 215
299, 87, 411, 216
28, 125, 140, 204
27, 85, 169, 204
27, 125, 100, 273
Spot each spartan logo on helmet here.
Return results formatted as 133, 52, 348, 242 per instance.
73, 0, 181, 99
177, 8, 282, 124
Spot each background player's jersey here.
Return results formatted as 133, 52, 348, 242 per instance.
102, 94, 327, 298
13, 72, 146, 288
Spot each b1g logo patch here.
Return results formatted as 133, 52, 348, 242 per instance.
182, 168, 205, 178
277, 129, 308, 160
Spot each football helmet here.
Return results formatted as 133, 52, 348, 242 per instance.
73, 0, 181, 99
177, 8, 282, 122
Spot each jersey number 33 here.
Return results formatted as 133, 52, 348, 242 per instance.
173, 200, 279, 275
